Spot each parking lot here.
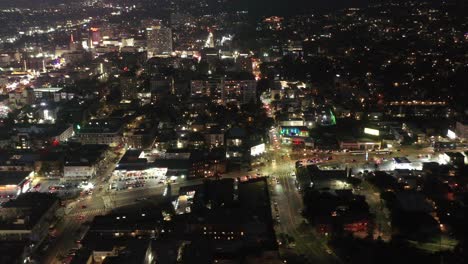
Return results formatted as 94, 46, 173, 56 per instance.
31, 179, 87, 198
109, 168, 172, 191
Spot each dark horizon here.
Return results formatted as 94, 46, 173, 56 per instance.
1, 0, 464, 14
0, 0, 466, 263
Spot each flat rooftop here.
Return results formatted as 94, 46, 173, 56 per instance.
445, 152, 465, 158
0, 171, 31, 186
0, 193, 59, 230
394, 157, 411, 164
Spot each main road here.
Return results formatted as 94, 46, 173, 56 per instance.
44, 137, 467, 263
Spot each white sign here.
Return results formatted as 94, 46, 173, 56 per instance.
447, 129, 457, 140
251, 143, 266, 156
149, 167, 168, 177
364, 128, 380, 136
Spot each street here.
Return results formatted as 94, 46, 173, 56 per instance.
261, 149, 340, 263
40, 135, 467, 263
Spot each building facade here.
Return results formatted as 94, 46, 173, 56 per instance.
147, 22, 173, 58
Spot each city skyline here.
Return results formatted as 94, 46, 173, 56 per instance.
0, 0, 466, 264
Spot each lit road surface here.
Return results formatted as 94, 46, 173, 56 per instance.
43, 175, 210, 263
43, 139, 467, 263
261, 150, 340, 263
259, 139, 468, 262
43, 150, 126, 264
293, 146, 464, 173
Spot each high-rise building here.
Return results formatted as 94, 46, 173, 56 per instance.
146, 21, 173, 58
89, 27, 101, 48
120, 73, 138, 100
224, 79, 257, 104
190, 77, 257, 105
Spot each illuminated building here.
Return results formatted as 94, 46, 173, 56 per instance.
76, 119, 124, 147
224, 79, 257, 105
89, 27, 101, 48
190, 77, 256, 105
279, 126, 310, 145
146, 21, 173, 58
64, 145, 109, 179
120, 73, 138, 100
204, 31, 215, 48
338, 137, 382, 150
279, 126, 309, 137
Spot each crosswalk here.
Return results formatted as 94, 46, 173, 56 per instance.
67, 208, 107, 217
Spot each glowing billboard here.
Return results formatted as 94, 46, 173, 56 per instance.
250, 143, 266, 156
447, 129, 456, 140
364, 128, 380, 136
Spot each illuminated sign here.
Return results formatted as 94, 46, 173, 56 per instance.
250, 143, 266, 156
364, 128, 380, 136
447, 129, 456, 140
148, 168, 168, 177
280, 127, 309, 137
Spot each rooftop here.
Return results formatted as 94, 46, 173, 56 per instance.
0, 193, 59, 230
394, 157, 411, 164
0, 171, 31, 186
77, 119, 123, 134
0, 241, 28, 264
444, 152, 465, 158
32, 87, 63, 93
87, 211, 162, 233
395, 191, 433, 213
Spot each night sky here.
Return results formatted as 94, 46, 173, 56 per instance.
1, 0, 459, 13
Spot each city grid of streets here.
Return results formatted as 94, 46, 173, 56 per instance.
38, 129, 467, 264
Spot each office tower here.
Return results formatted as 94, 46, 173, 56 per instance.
146, 21, 173, 58
89, 27, 101, 48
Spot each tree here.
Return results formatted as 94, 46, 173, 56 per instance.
256, 78, 270, 95
106, 85, 122, 103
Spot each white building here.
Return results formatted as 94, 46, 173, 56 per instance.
63, 165, 96, 178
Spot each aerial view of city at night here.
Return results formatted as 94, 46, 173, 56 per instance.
0, 0, 466, 263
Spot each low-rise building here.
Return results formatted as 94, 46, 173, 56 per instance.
64, 145, 109, 179
13, 124, 74, 150
442, 152, 465, 166
204, 127, 225, 147
338, 137, 381, 150
8, 89, 33, 109
124, 120, 158, 149
76, 119, 123, 147
0, 193, 59, 242
0, 171, 34, 198
31, 87, 75, 103
0, 153, 38, 172
455, 121, 468, 141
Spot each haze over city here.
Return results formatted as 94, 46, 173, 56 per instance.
0, 0, 466, 264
